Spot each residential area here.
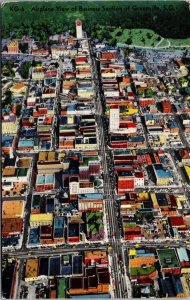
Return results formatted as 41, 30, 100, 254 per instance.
2, 18, 190, 299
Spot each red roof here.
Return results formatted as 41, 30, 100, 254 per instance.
128, 92, 134, 96
118, 178, 134, 189
126, 123, 136, 128
169, 216, 185, 227
110, 104, 119, 109
75, 56, 87, 63
135, 172, 144, 178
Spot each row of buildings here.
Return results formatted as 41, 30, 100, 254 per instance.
128, 247, 190, 298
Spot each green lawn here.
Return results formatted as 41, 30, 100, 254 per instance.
111, 28, 190, 48
130, 266, 155, 276
124, 222, 137, 228
110, 28, 162, 47
58, 278, 66, 298
169, 38, 190, 47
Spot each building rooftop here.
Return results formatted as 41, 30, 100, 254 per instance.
78, 193, 103, 200
36, 174, 54, 185
25, 259, 39, 278
18, 140, 34, 147
2, 218, 23, 235
11, 82, 26, 90
157, 249, 180, 269
176, 247, 189, 263
85, 251, 107, 261
30, 213, 53, 223
2, 136, 14, 147
154, 164, 173, 178
38, 151, 56, 161
169, 216, 185, 227
17, 157, 31, 168
2, 167, 16, 176
2, 200, 24, 219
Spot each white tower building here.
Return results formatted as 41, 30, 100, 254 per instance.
76, 20, 83, 39
109, 107, 119, 132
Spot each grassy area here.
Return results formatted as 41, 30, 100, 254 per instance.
111, 28, 162, 47
130, 266, 155, 276
58, 278, 66, 298
155, 38, 170, 48
169, 38, 190, 47
124, 222, 137, 228
157, 249, 180, 269
111, 28, 190, 48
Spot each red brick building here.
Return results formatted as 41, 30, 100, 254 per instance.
162, 100, 172, 113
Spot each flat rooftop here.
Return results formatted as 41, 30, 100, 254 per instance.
18, 140, 34, 147
157, 248, 180, 269
25, 259, 39, 278
2, 200, 24, 219
85, 251, 107, 260
30, 213, 53, 223
38, 151, 56, 161
36, 174, 54, 185
2, 218, 23, 235
17, 157, 31, 168
2, 136, 14, 147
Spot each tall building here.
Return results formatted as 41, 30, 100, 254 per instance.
109, 107, 119, 132
76, 20, 83, 39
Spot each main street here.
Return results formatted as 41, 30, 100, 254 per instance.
88, 40, 127, 298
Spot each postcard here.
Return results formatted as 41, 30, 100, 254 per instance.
1, 1, 190, 299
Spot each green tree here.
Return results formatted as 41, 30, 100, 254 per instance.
19, 62, 31, 79
19, 43, 28, 54
126, 37, 132, 45
184, 86, 190, 95
97, 31, 104, 41
145, 89, 154, 98
138, 90, 144, 96
108, 37, 117, 47
144, 212, 154, 223
4, 89, 13, 104
16, 106, 22, 117
146, 32, 152, 39
116, 30, 122, 37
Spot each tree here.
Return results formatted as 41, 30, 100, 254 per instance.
19, 43, 28, 54
126, 37, 132, 45
16, 106, 22, 117
97, 31, 104, 42
4, 89, 12, 104
108, 37, 117, 47
146, 32, 152, 39
53, 62, 59, 69
184, 86, 190, 95
18, 62, 31, 79
138, 90, 144, 96
4, 89, 12, 99
32, 60, 42, 67
116, 30, 122, 37
145, 88, 154, 98
144, 212, 154, 223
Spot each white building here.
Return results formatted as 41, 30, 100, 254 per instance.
109, 107, 119, 132
76, 20, 83, 39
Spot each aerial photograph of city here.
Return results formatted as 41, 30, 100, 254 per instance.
1, 0, 190, 298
